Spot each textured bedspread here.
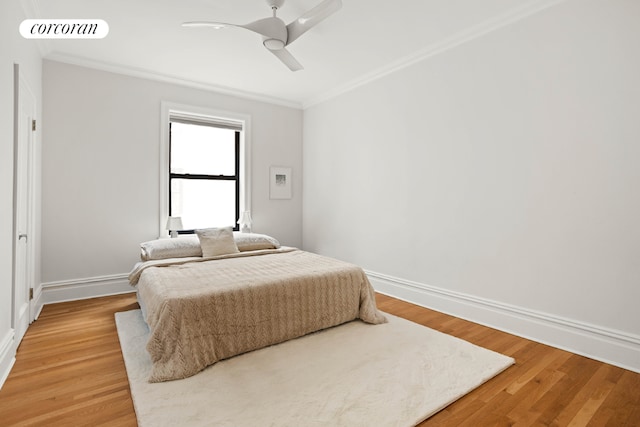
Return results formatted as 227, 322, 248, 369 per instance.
131, 248, 387, 382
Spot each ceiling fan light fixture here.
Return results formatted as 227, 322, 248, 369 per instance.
263, 38, 285, 50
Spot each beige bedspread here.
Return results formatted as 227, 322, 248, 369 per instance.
131, 248, 387, 382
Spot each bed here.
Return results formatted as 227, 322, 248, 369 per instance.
128, 229, 387, 382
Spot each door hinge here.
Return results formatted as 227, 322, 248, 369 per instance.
32, 119, 36, 131
29, 288, 33, 300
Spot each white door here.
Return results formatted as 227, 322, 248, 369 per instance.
13, 64, 36, 344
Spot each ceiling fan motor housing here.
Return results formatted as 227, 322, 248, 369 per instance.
263, 38, 285, 50
251, 16, 287, 50
266, 0, 286, 9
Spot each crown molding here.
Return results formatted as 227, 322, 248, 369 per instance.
19, 0, 39, 20
27, 0, 568, 111
19, 0, 52, 56
44, 52, 303, 110
24, 0, 299, 109
302, 0, 569, 109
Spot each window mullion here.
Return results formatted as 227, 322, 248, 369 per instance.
169, 121, 173, 218
169, 173, 237, 181
235, 131, 240, 229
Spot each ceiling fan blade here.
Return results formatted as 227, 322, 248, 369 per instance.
242, 17, 287, 40
269, 48, 304, 71
286, 0, 342, 45
182, 21, 232, 29
183, 17, 286, 41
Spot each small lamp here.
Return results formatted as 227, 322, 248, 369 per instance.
166, 216, 183, 238
238, 211, 253, 233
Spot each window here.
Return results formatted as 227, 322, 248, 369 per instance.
160, 102, 251, 237
170, 119, 240, 231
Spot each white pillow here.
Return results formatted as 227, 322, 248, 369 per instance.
139, 231, 281, 260
233, 232, 281, 252
140, 236, 201, 261
196, 227, 240, 257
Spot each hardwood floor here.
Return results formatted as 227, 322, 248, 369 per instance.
375, 295, 640, 427
0, 294, 139, 426
1, 293, 638, 426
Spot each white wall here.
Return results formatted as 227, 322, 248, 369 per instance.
303, 0, 640, 370
0, 1, 42, 387
42, 60, 302, 292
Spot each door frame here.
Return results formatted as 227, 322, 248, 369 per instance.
12, 63, 37, 345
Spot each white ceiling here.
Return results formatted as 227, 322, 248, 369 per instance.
24, 0, 562, 108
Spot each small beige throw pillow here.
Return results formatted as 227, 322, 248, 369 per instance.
196, 227, 240, 257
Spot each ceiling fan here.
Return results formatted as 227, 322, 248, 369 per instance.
182, 0, 342, 71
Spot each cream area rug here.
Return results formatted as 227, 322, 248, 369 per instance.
115, 309, 514, 427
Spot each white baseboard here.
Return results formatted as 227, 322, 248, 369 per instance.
1, 275, 133, 390
41, 273, 135, 305
0, 329, 16, 391
34, 270, 640, 374
367, 270, 640, 374
32, 284, 44, 321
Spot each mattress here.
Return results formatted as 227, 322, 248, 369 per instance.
130, 248, 387, 382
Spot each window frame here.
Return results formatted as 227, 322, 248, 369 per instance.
160, 101, 251, 238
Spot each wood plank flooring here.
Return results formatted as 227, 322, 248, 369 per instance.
0, 292, 638, 426
0, 294, 139, 426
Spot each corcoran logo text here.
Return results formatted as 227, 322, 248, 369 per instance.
20, 19, 109, 39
